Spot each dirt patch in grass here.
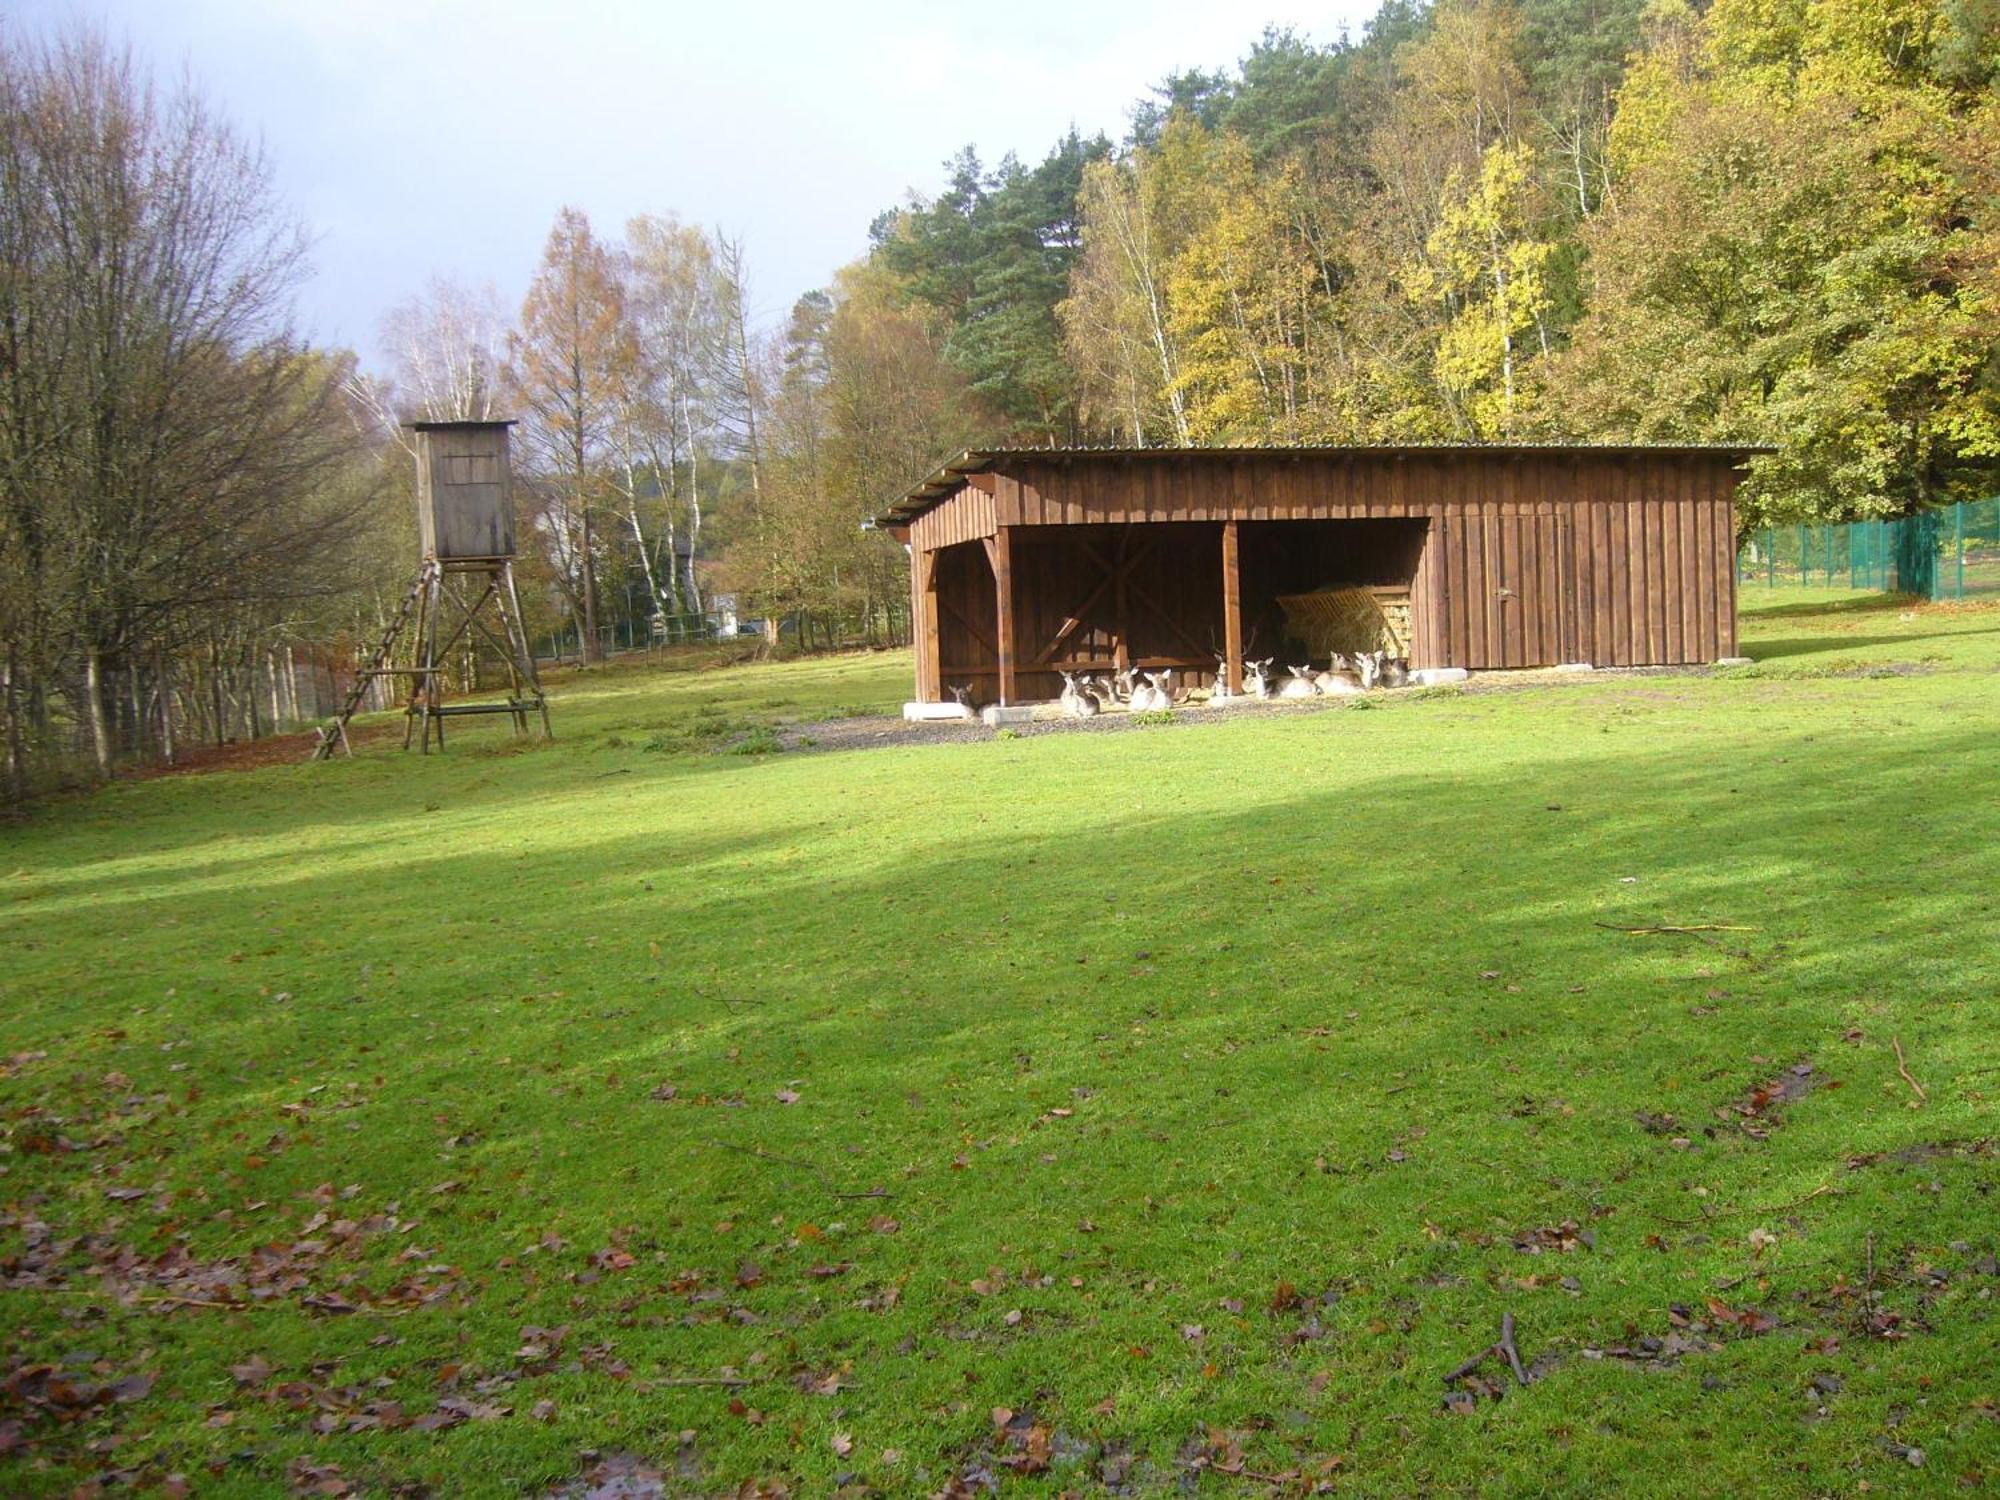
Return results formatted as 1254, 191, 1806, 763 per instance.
125, 721, 402, 778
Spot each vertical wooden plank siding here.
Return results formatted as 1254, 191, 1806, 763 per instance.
910, 481, 997, 550
1607, 467, 1631, 666
1409, 518, 1436, 668
1477, 512, 1499, 665
1583, 499, 1607, 668
916, 549, 941, 700
1718, 493, 1739, 656
1661, 463, 1684, 664
1681, 461, 1702, 660
1696, 464, 1712, 664
1646, 468, 1666, 665
1221, 520, 1243, 694
910, 549, 929, 699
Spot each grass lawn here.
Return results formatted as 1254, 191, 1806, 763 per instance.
3, 591, 1998, 1497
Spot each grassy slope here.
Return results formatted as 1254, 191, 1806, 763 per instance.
3, 595, 1997, 1497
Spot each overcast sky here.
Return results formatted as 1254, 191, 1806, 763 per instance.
15, 1, 1384, 367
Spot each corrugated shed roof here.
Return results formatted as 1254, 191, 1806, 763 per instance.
872, 443, 1773, 528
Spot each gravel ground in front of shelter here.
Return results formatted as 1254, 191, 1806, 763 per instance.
770, 663, 1712, 754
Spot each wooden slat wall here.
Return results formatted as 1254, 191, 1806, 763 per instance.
933, 542, 998, 693
910, 483, 997, 551
910, 549, 934, 700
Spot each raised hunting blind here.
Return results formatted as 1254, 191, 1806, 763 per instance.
310, 419, 549, 758
874, 445, 1767, 707
414, 420, 517, 560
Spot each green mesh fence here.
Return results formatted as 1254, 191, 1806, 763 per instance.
1737, 498, 2000, 601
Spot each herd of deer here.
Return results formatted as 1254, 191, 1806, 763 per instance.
943, 650, 1413, 720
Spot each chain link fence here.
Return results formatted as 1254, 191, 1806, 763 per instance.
1738, 497, 2000, 601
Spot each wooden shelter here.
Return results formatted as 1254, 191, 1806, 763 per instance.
873, 446, 1764, 704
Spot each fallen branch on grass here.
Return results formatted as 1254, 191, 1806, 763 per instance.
706, 1137, 822, 1174
1444, 1310, 1530, 1388
705, 1136, 894, 1200
1497, 1310, 1528, 1385
1892, 1037, 1927, 1103
1757, 1182, 1838, 1215
1593, 922, 1758, 935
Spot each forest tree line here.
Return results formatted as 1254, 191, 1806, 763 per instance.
868, 0, 2000, 529
6, 1, 2000, 792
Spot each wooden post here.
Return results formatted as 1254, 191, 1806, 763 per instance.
988, 527, 1016, 706
1221, 519, 1243, 695
1112, 527, 1130, 678
916, 548, 941, 701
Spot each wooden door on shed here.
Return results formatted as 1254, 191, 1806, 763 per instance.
1450, 514, 1576, 668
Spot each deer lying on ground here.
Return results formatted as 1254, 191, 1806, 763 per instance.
1277, 663, 1321, 700
1244, 658, 1277, 700
1058, 669, 1101, 718
1378, 654, 1411, 688
1354, 650, 1384, 689
1313, 654, 1364, 695
1129, 671, 1174, 711
1209, 656, 1244, 703
946, 683, 980, 721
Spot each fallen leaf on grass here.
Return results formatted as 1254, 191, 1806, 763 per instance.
1513, 1220, 1593, 1254
1706, 1297, 1778, 1335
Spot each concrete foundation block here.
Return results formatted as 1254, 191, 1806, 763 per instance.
904, 701, 973, 722
1715, 656, 1754, 667
1411, 667, 1469, 686
981, 704, 1038, 727
1553, 662, 1595, 673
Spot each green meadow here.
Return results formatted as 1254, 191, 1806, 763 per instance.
2, 591, 1997, 1496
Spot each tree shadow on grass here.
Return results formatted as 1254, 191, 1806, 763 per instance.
14, 713, 1995, 1154
5, 707, 1998, 1494
1737, 591, 1915, 620
1744, 624, 2000, 659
